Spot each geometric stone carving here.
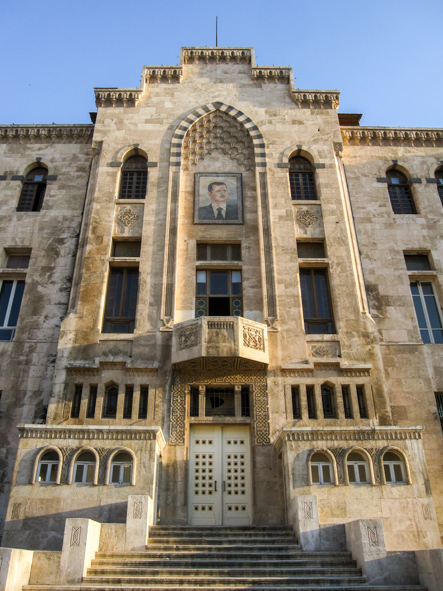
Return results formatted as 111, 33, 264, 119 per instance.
367, 525, 379, 547
297, 210, 318, 228
11, 503, 21, 520
133, 501, 143, 520
243, 326, 264, 351
303, 501, 313, 520
178, 324, 199, 350
311, 345, 331, 358
70, 526, 81, 547
117, 208, 139, 227
182, 110, 254, 171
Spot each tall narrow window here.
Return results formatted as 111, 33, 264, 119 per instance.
119, 156, 148, 200
289, 157, 317, 200
300, 268, 335, 334
123, 386, 133, 419
196, 270, 242, 317
71, 385, 82, 418
356, 386, 368, 419
17, 167, 48, 211
190, 387, 200, 417
410, 281, 443, 344
291, 386, 301, 419
86, 386, 97, 419
435, 392, 443, 434
103, 267, 139, 333
311, 452, 333, 485
387, 170, 416, 214
0, 279, 25, 341
110, 452, 133, 485
342, 386, 352, 419
306, 386, 316, 419
241, 386, 250, 417
321, 386, 336, 418
103, 385, 118, 418
435, 168, 443, 206
139, 386, 149, 419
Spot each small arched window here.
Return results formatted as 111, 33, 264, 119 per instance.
347, 451, 369, 484
103, 384, 118, 418
289, 157, 317, 200
383, 451, 406, 484
310, 452, 333, 484
73, 451, 96, 484
36, 451, 59, 483
119, 156, 148, 200
17, 167, 48, 211
435, 168, 443, 206
387, 169, 416, 214
110, 452, 133, 485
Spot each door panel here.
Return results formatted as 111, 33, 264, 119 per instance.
189, 425, 252, 525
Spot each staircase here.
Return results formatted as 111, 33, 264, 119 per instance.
24, 525, 427, 590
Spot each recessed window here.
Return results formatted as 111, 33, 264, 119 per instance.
342, 386, 352, 419
73, 452, 96, 484
0, 279, 25, 341
241, 386, 250, 417
123, 386, 133, 419
6, 254, 30, 269
17, 167, 48, 212
86, 385, 97, 419
300, 268, 335, 334
112, 241, 141, 258
138, 386, 149, 419
289, 157, 317, 200
103, 267, 139, 333
435, 392, 443, 434
36, 451, 59, 483
356, 385, 368, 419
297, 242, 325, 259
119, 156, 147, 200
205, 388, 235, 417
404, 254, 431, 271
110, 452, 133, 485
190, 387, 199, 417
311, 452, 333, 485
306, 386, 316, 419
410, 281, 443, 344
197, 243, 241, 262
387, 170, 416, 214
291, 386, 301, 419
103, 385, 118, 418
196, 270, 242, 317
435, 168, 443, 206
71, 384, 82, 419
321, 385, 336, 418
347, 451, 369, 484
383, 451, 406, 484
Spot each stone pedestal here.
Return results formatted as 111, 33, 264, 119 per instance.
125, 495, 153, 551
59, 518, 101, 584
0, 548, 33, 591
291, 495, 320, 551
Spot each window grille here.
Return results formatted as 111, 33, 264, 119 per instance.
190, 387, 199, 417
103, 385, 118, 418
17, 167, 48, 211
289, 157, 317, 200
86, 385, 97, 419
435, 392, 443, 433
241, 386, 250, 417
119, 156, 147, 200
321, 386, 336, 418
342, 386, 352, 418
112, 241, 141, 258
139, 386, 149, 419
404, 254, 430, 271
356, 386, 368, 418
71, 384, 82, 418
297, 242, 325, 259
291, 386, 301, 419
205, 388, 235, 417
387, 170, 416, 214
196, 243, 241, 262
306, 386, 316, 419
123, 386, 133, 419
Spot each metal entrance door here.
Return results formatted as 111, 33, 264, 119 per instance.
189, 425, 252, 525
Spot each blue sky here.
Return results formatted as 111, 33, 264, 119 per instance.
1, 0, 441, 127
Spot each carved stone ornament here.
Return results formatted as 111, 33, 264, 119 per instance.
341, 127, 443, 147
297, 210, 318, 228
133, 501, 143, 519
94, 89, 142, 108
303, 501, 313, 520
183, 48, 251, 64
311, 345, 331, 359
182, 110, 254, 171
292, 91, 340, 110
117, 208, 139, 227
70, 526, 81, 547
144, 67, 183, 84
243, 326, 264, 351
178, 324, 199, 350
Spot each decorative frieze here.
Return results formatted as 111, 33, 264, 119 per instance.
292, 91, 340, 110
94, 89, 142, 108
278, 426, 422, 446
178, 324, 199, 350
18, 425, 165, 446
0, 125, 93, 142
243, 326, 264, 351
251, 67, 291, 83
341, 127, 443, 147
182, 48, 251, 64
144, 67, 183, 84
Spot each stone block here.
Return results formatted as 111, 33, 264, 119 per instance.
59, 518, 101, 584
0, 548, 33, 591
290, 494, 320, 551
125, 495, 153, 551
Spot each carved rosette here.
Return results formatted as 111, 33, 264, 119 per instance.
178, 324, 199, 350
182, 110, 254, 171
117, 208, 139, 227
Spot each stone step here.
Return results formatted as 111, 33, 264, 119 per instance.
86, 566, 362, 577
95, 551, 350, 560
23, 586, 429, 591
81, 575, 368, 586
151, 526, 294, 533
150, 528, 294, 538
146, 537, 300, 546
91, 557, 357, 568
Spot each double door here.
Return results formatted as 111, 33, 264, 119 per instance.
189, 425, 252, 525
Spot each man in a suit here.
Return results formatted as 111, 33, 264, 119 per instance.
198, 182, 238, 221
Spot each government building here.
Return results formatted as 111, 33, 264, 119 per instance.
0, 47, 443, 589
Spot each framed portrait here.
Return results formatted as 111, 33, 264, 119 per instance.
193, 173, 243, 224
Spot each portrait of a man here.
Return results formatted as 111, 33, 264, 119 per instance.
194, 173, 243, 224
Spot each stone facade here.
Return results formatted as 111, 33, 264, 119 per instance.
0, 47, 442, 566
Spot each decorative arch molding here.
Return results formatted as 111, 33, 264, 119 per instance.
109, 144, 150, 167
307, 448, 339, 486
68, 446, 100, 485
281, 145, 316, 165
21, 160, 50, 178
170, 102, 266, 169
32, 445, 63, 485
379, 445, 412, 485
343, 446, 376, 486
105, 446, 137, 486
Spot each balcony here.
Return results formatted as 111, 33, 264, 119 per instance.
172, 316, 269, 370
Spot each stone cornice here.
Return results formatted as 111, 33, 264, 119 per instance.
275, 426, 423, 453
342, 126, 443, 147
94, 89, 143, 108
182, 47, 252, 64
67, 361, 158, 377
143, 67, 183, 85
292, 90, 340, 110
18, 424, 166, 449
0, 125, 93, 142
251, 67, 291, 84
282, 362, 371, 377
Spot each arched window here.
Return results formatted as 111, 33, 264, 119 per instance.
289, 157, 317, 200
103, 384, 118, 418
387, 169, 416, 214
17, 167, 48, 211
36, 451, 59, 483
110, 452, 133, 484
119, 156, 148, 200
73, 451, 96, 484
310, 452, 333, 484
347, 451, 369, 484
383, 451, 406, 484
435, 168, 443, 206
